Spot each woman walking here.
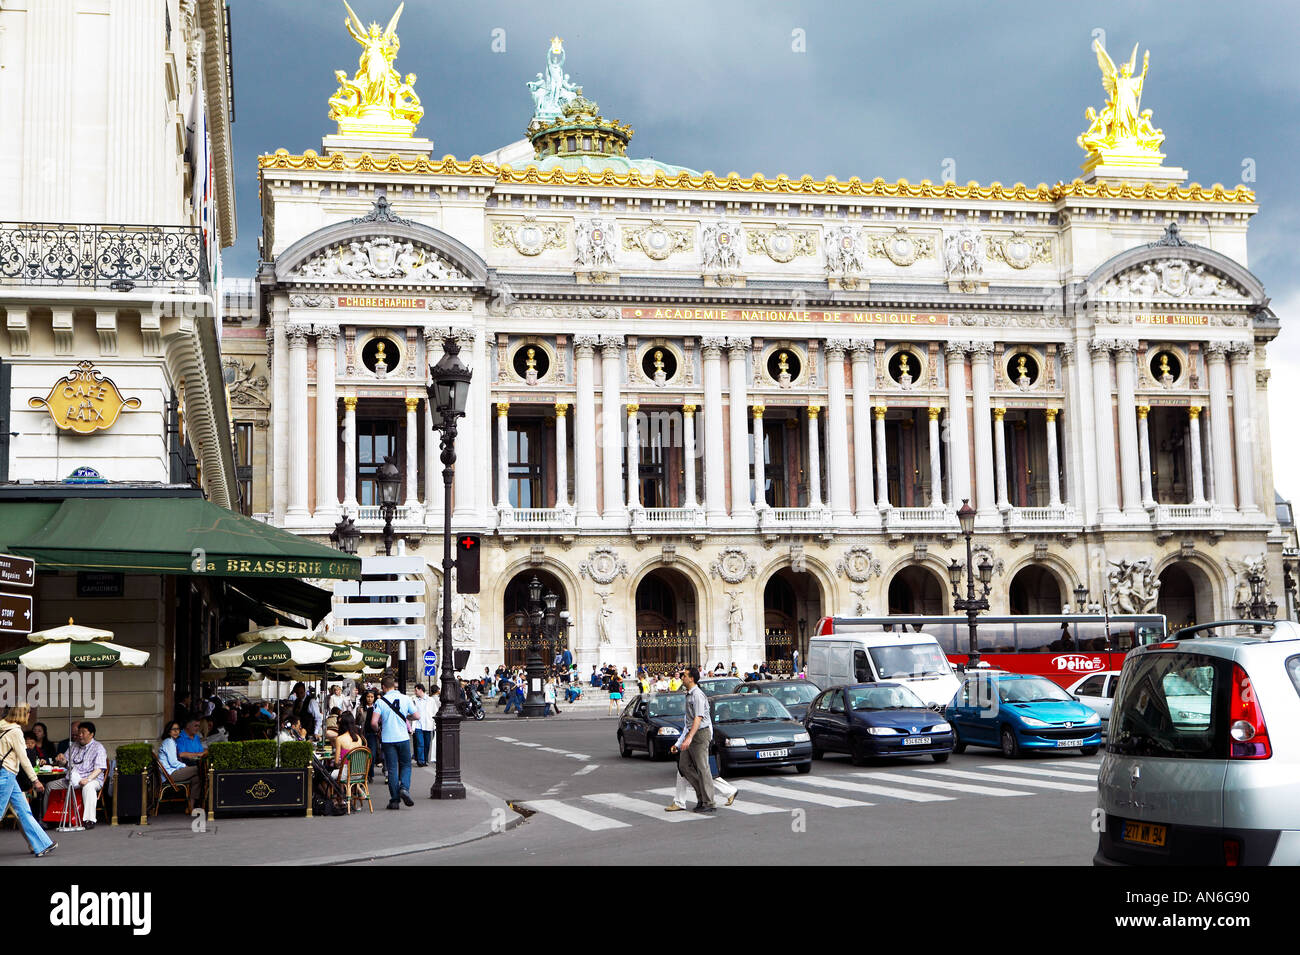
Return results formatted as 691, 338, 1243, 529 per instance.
0, 704, 56, 857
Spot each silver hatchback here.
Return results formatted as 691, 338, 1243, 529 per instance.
1096, 620, 1300, 865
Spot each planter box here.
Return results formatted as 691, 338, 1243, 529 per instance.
208, 768, 310, 819
111, 769, 149, 826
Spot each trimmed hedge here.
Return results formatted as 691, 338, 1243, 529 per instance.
115, 743, 153, 776
209, 740, 312, 771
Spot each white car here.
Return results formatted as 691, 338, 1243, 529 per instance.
1066, 670, 1121, 732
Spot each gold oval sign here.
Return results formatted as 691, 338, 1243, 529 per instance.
29, 361, 141, 434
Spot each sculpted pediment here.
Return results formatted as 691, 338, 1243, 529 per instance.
289, 236, 467, 283
1095, 257, 1248, 302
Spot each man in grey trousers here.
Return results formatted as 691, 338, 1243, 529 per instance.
670, 666, 715, 814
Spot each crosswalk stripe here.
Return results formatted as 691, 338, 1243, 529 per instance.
918, 767, 1095, 793
646, 787, 787, 815
860, 772, 1034, 797
585, 792, 705, 822
520, 799, 630, 831
987, 765, 1099, 782
787, 776, 954, 802
734, 779, 873, 808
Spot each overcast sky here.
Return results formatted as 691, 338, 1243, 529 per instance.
225, 0, 1300, 500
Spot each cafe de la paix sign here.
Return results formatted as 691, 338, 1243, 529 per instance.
28, 361, 141, 434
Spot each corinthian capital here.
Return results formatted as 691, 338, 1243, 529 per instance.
1088, 338, 1115, 357
1204, 341, 1230, 360
315, 325, 339, 346
573, 333, 601, 356
943, 340, 969, 360
286, 323, 312, 346
726, 336, 751, 354
823, 338, 850, 360
1228, 340, 1255, 359
599, 335, 623, 358
850, 339, 875, 361
969, 341, 994, 360
1113, 339, 1139, 358
700, 335, 728, 358
1058, 341, 1075, 363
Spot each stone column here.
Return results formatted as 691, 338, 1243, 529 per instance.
752, 405, 766, 510
271, 306, 289, 522
970, 343, 996, 517
600, 337, 625, 519
850, 340, 876, 514
927, 407, 944, 508
1089, 340, 1121, 520
343, 396, 358, 514
807, 405, 823, 507
944, 343, 972, 507
554, 402, 569, 507
728, 338, 753, 518
1229, 343, 1259, 515
682, 404, 697, 506
1137, 406, 1155, 508
873, 406, 889, 507
993, 407, 1009, 509
496, 402, 510, 507
1205, 343, 1235, 510
626, 403, 641, 509
404, 396, 420, 508
1061, 341, 1098, 522
285, 323, 311, 521
313, 328, 339, 521
1045, 408, 1062, 507
1187, 406, 1206, 505
573, 335, 600, 522
701, 338, 728, 521
1114, 342, 1143, 517
825, 339, 852, 520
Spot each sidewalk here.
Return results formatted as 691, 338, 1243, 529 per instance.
4, 765, 518, 867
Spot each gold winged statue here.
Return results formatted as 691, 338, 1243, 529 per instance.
1078, 38, 1165, 160
328, 2, 422, 133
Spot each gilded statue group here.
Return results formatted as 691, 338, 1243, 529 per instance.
328, 1, 423, 127
1077, 39, 1165, 156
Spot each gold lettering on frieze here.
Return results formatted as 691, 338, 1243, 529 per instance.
620, 307, 947, 325
1135, 314, 1212, 326
337, 296, 427, 309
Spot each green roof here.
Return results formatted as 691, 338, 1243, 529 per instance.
532, 154, 701, 177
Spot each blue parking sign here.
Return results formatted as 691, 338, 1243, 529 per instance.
423, 649, 437, 676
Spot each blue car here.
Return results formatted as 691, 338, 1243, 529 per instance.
946, 672, 1102, 757
804, 682, 954, 764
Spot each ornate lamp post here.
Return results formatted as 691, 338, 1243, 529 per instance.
949, 499, 992, 668
1073, 583, 1089, 614
1236, 570, 1278, 635
428, 334, 472, 800
521, 577, 553, 717
329, 514, 361, 555
375, 456, 402, 557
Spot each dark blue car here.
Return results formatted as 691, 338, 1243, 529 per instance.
803, 682, 954, 765
946, 672, 1102, 757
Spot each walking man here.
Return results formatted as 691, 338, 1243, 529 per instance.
670, 666, 715, 813
375, 675, 417, 809
665, 672, 736, 812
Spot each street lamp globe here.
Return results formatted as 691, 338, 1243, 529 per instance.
376, 455, 402, 506
978, 557, 994, 587
330, 514, 361, 555
956, 499, 976, 537
947, 558, 964, 592
1073, 583, 1089, 611
428, 335, 473, 419
528, 575, 543, 607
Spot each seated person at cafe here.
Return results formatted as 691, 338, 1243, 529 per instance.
177, 718, 209, 762
30, 722, 54, 762
324, 707, 341, 740
49, 721, 108, 827
277, 716, 306, 743
331, 711, 365, 786
158, 720, 204, 796
56, 722, 80, 757
23, 730, 39, 765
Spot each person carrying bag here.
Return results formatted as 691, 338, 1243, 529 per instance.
0, 704, 56, 857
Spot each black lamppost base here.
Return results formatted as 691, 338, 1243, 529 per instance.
430, 781, 467, 799
520, 703, 549, 718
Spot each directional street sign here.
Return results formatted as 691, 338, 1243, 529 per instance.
423, 649, 437, 676
0, 553, 35, 589
0, 591, 34, 636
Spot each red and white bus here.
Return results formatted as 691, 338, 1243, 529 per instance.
814, 614, 1168, 688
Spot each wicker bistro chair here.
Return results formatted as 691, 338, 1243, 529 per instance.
153, 759, 196, 816
342, 747, 373, 814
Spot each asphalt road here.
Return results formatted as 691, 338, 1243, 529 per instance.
393, 714, 1102, 865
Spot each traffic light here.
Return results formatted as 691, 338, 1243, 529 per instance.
455, 533, 480, 594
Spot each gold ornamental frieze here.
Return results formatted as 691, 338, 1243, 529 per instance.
28, 361, 142, 434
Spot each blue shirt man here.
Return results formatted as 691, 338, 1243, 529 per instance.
177, 720, 207, 759
374, 677, 417, 809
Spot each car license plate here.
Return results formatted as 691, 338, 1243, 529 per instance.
756, 748, 790, 759
1056, 738, 1083, 748
902, 736, 932, 746
1122, 821, 1168, 847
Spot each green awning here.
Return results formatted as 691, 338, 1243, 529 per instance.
225, 578, 335, 627
1, 498, 360, 580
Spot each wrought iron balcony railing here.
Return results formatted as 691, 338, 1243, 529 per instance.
0, 221, 207, 291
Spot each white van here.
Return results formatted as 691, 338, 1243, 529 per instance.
807, 621, 960, 708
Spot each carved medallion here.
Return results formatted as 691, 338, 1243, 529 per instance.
710, 547, 757, 584
835, 546, 882, 583
868, 227, 934, 267
579, 545, 629, 585
989, 230, 1052, 270
622, 220, 693, 260
492, 216, 567, 256
746, 225, 817, 263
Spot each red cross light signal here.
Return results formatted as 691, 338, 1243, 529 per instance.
456, 534, 481, 594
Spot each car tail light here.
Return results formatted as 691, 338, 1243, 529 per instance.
816, 617, 833, 636
1228, 664, 1270, 760
1223, 838, 1241, 866
1155, 642, 1181, 649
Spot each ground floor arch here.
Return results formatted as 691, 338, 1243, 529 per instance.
887, 564, 947, 615
1008, 564, 1065, 615
762, 567, 824, 673
501, 568, 570, 670
1157, 560, 1216, 632
635, 567, 700, 673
